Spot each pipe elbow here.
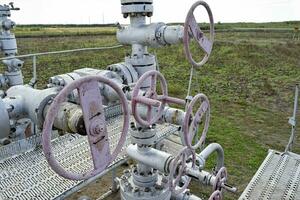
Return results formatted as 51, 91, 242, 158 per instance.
198, 143, 224, 171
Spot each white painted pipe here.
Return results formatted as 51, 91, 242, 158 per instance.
198, 143, 224, 171
126, 144, 173, 173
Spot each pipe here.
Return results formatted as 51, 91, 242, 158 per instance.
43, 102, 86, 135
57, 159, 128, 199
285, 84, 299, 152
126, 144, 173, 173
163, 106, 185, 126
117, 23, 184, 47
129, 102, 186, 126
186, 168, 237, 194
186, 168, 215, 186
96, 185, 120, 200
5, 85, 59, 126
171, 191, 203, 200
198, 143, 224, 171
0, 97, 10, 139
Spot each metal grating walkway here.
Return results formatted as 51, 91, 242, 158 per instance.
239, 150, 300, 200
0, 107, 180, 200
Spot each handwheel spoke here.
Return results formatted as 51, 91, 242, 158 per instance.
135, 96, 161, 107
188, 14, 203, 39
190, 104, 206, 139
198, 35, 213, 55
157, 95, 185, 106
147, 105, 152, 122
78, 80, 111, 170
150, 74, 157, 94
189, 14, 212, 55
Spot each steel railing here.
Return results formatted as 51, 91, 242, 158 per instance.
0, 44, 123, 87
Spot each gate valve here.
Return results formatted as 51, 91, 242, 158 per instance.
168, 147, 196, 195
183, 93, 210, 150
183, 1, 214, 68
208, 190, 223, 200
42, 75, 130, 180
132, 70, 186, 127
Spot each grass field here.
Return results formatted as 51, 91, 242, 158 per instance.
4, 24, 300, 199
12, 21, 300, 37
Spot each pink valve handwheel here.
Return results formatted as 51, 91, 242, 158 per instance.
168, 147, 196, 195
209, 190, 223, 200
183, 93, 210, 150
132, 70, 185, 127
213, 167, 228, 192
183, 1, 214, 68
42, 75, 130, 181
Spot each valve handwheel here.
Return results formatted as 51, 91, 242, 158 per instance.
213, 167, 228, 192
168, 147, 196, 195
42, 76, 130, 180
209, 190, 223, 200
132, 70, 186, 127
183, 93, 210, 150
183, 1, 214, 68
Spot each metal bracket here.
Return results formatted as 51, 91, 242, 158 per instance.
289, 117, 296, 127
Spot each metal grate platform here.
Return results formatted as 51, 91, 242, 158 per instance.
0, 106, 180, 200
239, 150, 300, 200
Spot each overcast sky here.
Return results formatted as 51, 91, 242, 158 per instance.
3, 0, 300, 24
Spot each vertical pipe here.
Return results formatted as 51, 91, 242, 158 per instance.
32, 55, 37, 135
285, 85, 299, 152
111, 168, 118, 193
293, 85, 299, 122
32, 55, 37, 88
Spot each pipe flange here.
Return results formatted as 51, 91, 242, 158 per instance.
121, 4, 153, 16
130, 127, 158, 145
121, 0, 153, 16
125, 54, 156, 67
132, 167, 158, 187
121, 0, 153, 4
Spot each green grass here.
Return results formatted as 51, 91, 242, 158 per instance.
13, 21, 300, 37
14, 26, 117, 37
3, 25, 300, 199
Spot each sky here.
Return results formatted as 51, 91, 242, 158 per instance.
2, 0, 300, 24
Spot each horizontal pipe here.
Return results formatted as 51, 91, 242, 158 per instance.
171, 191, 203, 200
58, 159, 128, 199
117, 23, 184, 47
131, 102, 186, 126
186, 168, 237, 193
126, 144, 173, 173
43, 102, 86, 135
186, 168, 215, 186
164, 96, 186, 106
